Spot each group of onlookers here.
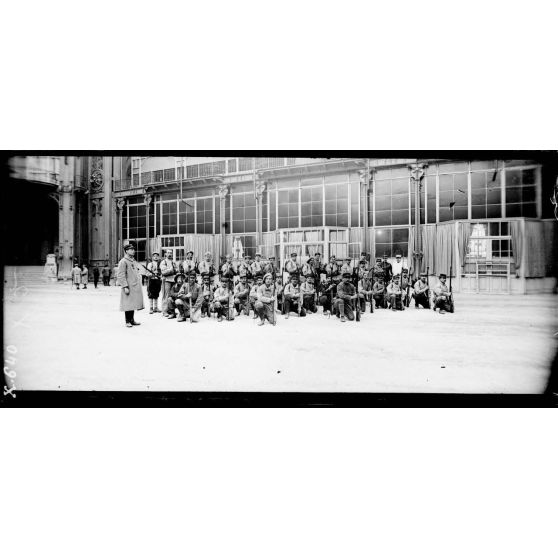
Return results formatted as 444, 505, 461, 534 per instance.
71, 261, 116, 289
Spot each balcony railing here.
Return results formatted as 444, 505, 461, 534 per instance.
119, 158, 306, 191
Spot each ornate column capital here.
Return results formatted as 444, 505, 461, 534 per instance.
144, 193, 152, 206
255, 180, 267, 198
218, 183, 229, 200
115, 198, 126, 212
409, 163, 427, 184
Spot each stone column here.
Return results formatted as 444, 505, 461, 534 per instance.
359, 164, 373, 257
218, 183, 229, 261
144, 193, 152, 259
255, 179, 266, 252
409, 163, 427, 277
115, 198, 126, 262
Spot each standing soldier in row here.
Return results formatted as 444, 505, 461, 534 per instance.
146, 251, 162, 314
392, 253, 403, 277
340, 257, 352, 275
433, 273, 452, 314
284, 252, 300, 277
251, 253, 264, 277
220, 254, 236, 283
198, 251, 214, 284
117, 243, 144, 328
413, 272, 431, 309
238, 254, 252, 281
301, 257, 315, 279
334, 272, 357, 322
181, 251, 196, 276
381, 253, 393, 283
255, 273, 277, 326
371, 257, 384, 282
283, 274, 305, 318
160, 249, 177, 317
324, 255, 339, 280
301, 275, 317, 314
263, 256, 278, 279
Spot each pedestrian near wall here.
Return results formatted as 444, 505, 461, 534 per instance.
72, 263, 81, 289
93, 265, 100, 288
81, 264, 89, 289
117, 243, 144, 327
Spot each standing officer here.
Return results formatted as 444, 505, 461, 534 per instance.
117, 243, 144, 327
381, 253, 393, 283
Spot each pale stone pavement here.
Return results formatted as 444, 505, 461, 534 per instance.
3, 279, 557, 393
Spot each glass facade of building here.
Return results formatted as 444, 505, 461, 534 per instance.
119, 159, 542, 262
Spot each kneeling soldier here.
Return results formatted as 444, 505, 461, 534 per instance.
283, 274, 306, 318
413, 272, 431, 309
255, 273, 277, 326
386, 275, 405, 311
166, 273, 186, 319
234, 275, 250, 316
212, 277, 233, 321
319, 276, 336, 316
182, 272, 202, 322
372, 276, 387, 309
334, 271, 357, 322
433, 273, 452, 314
301, 275, 317, 313
358, 273, 374, 313
249, 274, 264, 318
200, 273, 214, 317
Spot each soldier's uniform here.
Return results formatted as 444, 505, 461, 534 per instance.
72, 264, 81, 289
324, 259, 340, 281
386, 277, 404, 311
300, 276, 317, 313
340, 259, 352, 276
371, 258, 384, 282
381, 256, 393, 283
181, 253, 196, 276
275, 279, 284, 314
358, 276, 374, 313
400, 269, 411, 307
372, 279, 387, 309
433, 274, 452, 313
250, 254, 264, 277
199, 275, 214, 317
238, 257, 252, 281
160, 255, 178, 316
319, 278, 336, 315
220, 259, 237, 283
234, 278, 250, 315
413, 275, 431, 309
179, 274, 202, 322
249, 277, 263, 318
334, 273, 356, 322
212, 278, 234, 321
283, 277, 306, 318
255, 273, 277, 326
198, 255, 214, 285
166, 273, 186, 319
146, 255, 162, 313
284, 253, 300, 278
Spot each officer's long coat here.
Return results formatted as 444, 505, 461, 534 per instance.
117, 255, 145, 312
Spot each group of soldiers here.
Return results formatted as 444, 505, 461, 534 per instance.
139, 248, 454, 326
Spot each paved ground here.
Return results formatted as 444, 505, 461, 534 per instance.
3, 279, 557, 393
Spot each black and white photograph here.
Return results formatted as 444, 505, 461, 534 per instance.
3, 153, 558, 404
2, 4, 557, 558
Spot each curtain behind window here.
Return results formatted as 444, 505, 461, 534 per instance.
524, 221, 546, 277
435, 223, 455, 276
510, 221, 523, 277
